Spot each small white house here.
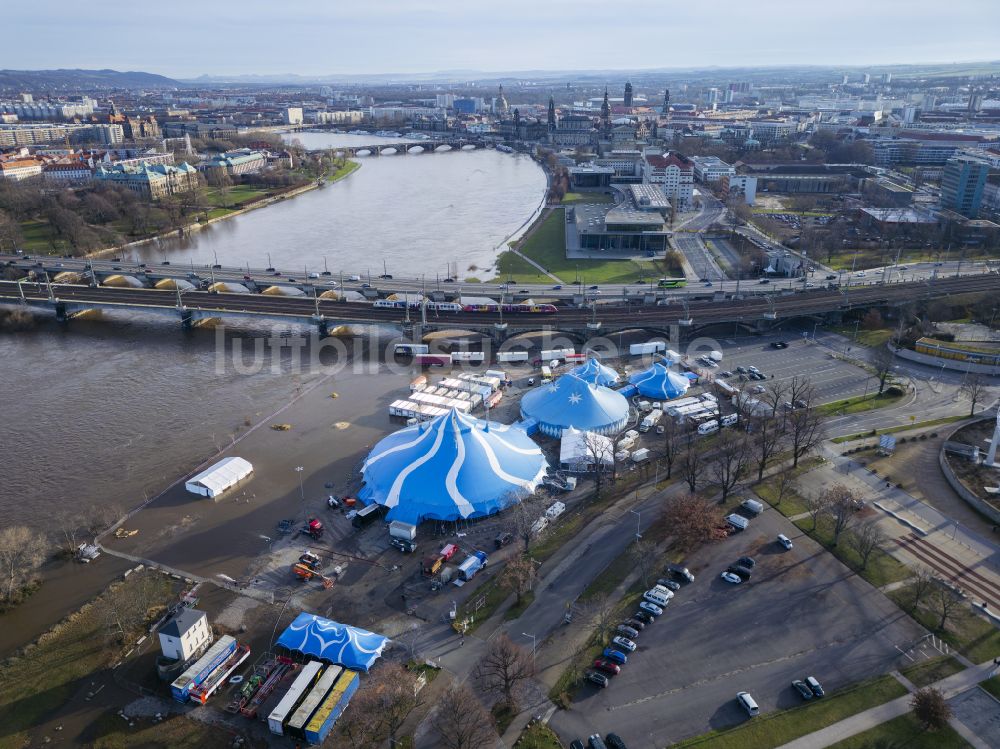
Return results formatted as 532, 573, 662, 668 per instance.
158, 608, 211, 662
184, 457, 253, 499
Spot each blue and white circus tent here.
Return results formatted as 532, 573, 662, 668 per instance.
520, 373, 630, 438
276, 613, 388, 672
358, 408, 547, 524
629, 360, 690, 400
570, 357, 620, 387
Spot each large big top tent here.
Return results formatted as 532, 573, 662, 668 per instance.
276, 613, 388, 672
629, 360, 691, 400
520, 373, 630, 437
570, 357, 620, 387
358, 408, 547, 524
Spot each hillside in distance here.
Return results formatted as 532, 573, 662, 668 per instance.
0, 69, 179, 90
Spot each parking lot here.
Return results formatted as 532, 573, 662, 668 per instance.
550, 502, 927, 748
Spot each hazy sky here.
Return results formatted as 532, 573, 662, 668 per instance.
6, 0, 999, 78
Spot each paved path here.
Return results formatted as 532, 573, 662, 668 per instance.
776, 660, 999, 749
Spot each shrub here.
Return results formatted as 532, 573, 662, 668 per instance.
897, 482, 905, 489
930, 432, 938, 438
885, 385, 905, 397
898, 437, 907, 443
919, 434, 928, 441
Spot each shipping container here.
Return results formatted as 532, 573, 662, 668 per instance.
389, 521, 417, 541
540, 348, 575, 361
267, 660, 324, 735
287, 665, 342, 738
497, 351, 530, 363
352, 503, 383, 529
171, 636, 238, 703
450, 351, 485, 363
629, 341, 666, 356
304, 669, 361, 744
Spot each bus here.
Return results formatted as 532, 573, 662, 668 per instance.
657, 277, 687, 288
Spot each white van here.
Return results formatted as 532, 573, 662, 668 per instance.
720, 413, 739, 428
737, 691, 760, 717
726, 514, 749, 532
637, 400, 653, 413
697, 420, 720, 435
741, 498, 764, 516
643, 588, 672, 607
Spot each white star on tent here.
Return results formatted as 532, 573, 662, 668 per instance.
568, 392, 582, 405
548, 383, 560, 393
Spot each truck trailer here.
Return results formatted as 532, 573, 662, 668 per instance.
455, 550, 489, 582
171, 636, 238, 703
304, 669, 361, 745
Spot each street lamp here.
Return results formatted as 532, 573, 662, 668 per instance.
630, 509, 642, 541
295, 466, 305, 503
521, 632, 536, 666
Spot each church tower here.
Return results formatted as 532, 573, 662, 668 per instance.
624, 81, 633, 108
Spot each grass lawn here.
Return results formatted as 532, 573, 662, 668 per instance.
328, 159, 360, 183
495, 209, 678, 284
980, 676, 1000, 701
817, 391, 906, 417
829, 326, 896, 348
458, 574, 511, 634
795, 514, 911, 588
823, 249, 955, 272
753, 456, 828, 517
0, 571, 179, 749
827, 711, 970, 749
831, 415, 966, 444
889, 584, 1000, 662
18, 219, 68, 253
515, 721, 564, 749
669, 676, 908, 749
563, 192, 614, 204
899, 655, 965, 687
504, 590, 536, 621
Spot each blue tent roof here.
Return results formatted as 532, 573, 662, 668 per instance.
358, 408, 547, 524
570, 357, 620, 387
629, 361, 691, 400
276, 613, 388, 672
520, 373, 630, 437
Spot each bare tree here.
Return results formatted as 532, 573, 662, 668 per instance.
761, 380, 790, 418
709, 430, 751, 503
871, 346, 896, 396
54, 512, 88, 557
432, 685, 497, 749
959, 374, 991, 417
824, 484, 860, 546
909, 566, 936, 611
660, 417, 683, 480
508, 495, 542, 554
582, 591, 618, 643
787, 406, 825, 468
579, 431, 615, 496
368, 662, 424, 746
498, 554, 538, 607
786, 376, 816, 410
659, 493, 727, 553
929, 583, 966, 632
849, 521, 888, 570
99, 571, 167, 646
911, 687, 953, 731
680, 443, 708, 493
804, 492, 831, 533
752, 414, 788, 481
474, 633, 535, 711
629, 538, 656, 588
0, 526, 47, 604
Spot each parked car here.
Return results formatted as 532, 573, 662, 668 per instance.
770, 341, 788, 349
720, 370, 733, 378
570, 741, 585, 749
668, 564, 695, 583
794, 399, 808, 409
720, 571, 743, 584
593, 658, 621, 676
588, 735, 608, 749
758, 278, 770, 284
494, 531, 514, 549
777, 533, 794, 550
616, 624, 640, 639
727, 564, 753, 581
792, 680, 813, 700
606, 734, 629, 749
656, 579, 681, 591
806, 676, 825, 697
752, 384, 767, 394
825, 274, 837, 280
624, 618, 646, 631
735, 366, 748, 374
602, 647, 628, 665
390, 538, 417, 553
612, 636, 637, 652
587, 672, 610, 688
632, 610, 654, 624
737, 691, 760, 717
737, 556, 756, 569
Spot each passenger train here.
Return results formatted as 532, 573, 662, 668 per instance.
372, 299, 558, 314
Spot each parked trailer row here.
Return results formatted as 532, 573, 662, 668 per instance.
304, 669, 361, 744
268, 660, 324, 735
189, 642, 251, 705
286, 665, 343, 738
171, 636, 239, 703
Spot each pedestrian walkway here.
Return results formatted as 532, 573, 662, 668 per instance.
776, 660, 998, 749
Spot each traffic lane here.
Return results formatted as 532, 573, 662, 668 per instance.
553, 508, 924, 747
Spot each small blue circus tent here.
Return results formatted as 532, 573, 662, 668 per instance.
520, 373, 630, 438
629, 360, 690, 400
570, 357, 620, 387
276, 613, 388, 672
358, 408, 547, 524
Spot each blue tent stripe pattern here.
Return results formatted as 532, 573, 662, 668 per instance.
628, 360, 691, 400
358, 408, 547, 524
570, 357, 620, 387
276, 613, 388, 672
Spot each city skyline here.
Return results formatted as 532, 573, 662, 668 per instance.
5, 0, 1000, 79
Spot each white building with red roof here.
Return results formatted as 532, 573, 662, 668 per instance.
643, 152, 693, 209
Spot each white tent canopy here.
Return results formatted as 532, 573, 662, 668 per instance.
185, 457, 253, 498
559, 427, 613, 472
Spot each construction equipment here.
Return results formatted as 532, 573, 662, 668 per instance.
292, 563, 334, 588
299, 518, 324, 540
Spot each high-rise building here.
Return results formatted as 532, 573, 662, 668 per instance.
940, 155, 989, 218
968, 93, 984, 113
662, 88, 670, 116
862, 73, 871, 84
624, 81, 633, 108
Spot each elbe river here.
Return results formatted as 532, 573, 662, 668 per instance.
0, 133, 546, 530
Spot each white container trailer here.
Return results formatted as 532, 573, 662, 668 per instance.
540, 348, 575, 361
497, 351, 530, 363
632, 448, 651, 463
629, 341, 666, 356
389, 521, 417, 541
639, 410, 663, 432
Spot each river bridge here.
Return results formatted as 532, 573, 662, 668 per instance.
3, 274, 997, 342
